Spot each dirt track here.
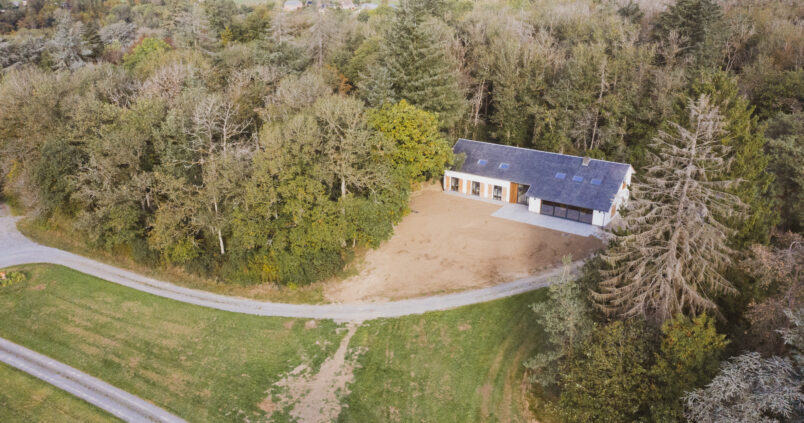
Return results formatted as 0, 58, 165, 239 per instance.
326, 187, 603, 302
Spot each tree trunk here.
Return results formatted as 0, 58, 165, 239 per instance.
217, 227, 225, 255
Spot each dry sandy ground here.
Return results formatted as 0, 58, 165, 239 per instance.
325, 186, 604, 303
261, 323, 363, 423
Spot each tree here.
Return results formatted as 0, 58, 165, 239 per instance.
358, 64, 395, 107
653, 0, 726, 67
313, 95, 389, 198
685, 352, 804, 423
525, 256, 593, 389
741, 232, 804, 355
650, 314, 728, 421
686, 71, 777, 246
46, 9, 88, 70
172, 2, 216, 53
379, 0, 466, 127
765, 112, 804, 233
368, 100, 451, 183
595, 95, 743, 323
123, 37, 171, 72
557, 320, 656, 423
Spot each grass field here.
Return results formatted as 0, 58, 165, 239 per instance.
0, 363, 118, 423
0, 265, 343, 422
342, 291, 550, 422
0, 264, 552, 422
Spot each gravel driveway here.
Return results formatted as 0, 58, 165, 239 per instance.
0, 204, 580, 321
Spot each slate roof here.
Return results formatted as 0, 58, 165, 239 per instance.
452, 139, 632, 211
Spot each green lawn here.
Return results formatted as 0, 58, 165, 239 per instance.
0, 265, 343, 422
0, 362, 119, 423
0, 264, 551, 422
341, 291, 550, 422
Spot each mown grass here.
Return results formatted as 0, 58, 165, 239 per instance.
341, 291, 555, 423
1, 264, 555, 422
0, 362, 119, 423
0, 265, 343, 422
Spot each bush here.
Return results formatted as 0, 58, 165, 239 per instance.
0, 271, 27, 287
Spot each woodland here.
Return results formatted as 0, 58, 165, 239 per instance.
0, 0, 802, 421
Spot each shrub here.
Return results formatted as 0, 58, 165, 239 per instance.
0, 271, 27, 287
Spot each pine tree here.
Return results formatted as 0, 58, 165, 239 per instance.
46, 10, 87, 70
594, 95, 744, 323
524, 256, 593, 389
653, 0, 726, 67
82, 20, 102, 59
684, 352, 804, 422
686, 72, 777, 246
380, 0, 466, 128
358, 64, 395, 107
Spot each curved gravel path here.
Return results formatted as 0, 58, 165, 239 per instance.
0, 337, 186, 423
0, 206, 579, 321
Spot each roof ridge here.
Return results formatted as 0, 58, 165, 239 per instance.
455, 138, 632, 168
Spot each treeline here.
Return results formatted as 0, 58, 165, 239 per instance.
0, 1, 801, 275
0, 0, 802, 419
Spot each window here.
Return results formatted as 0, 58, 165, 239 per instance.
477, 159, 488, 166
541, 200, 594, 224
493, 185, 503, 201
555, 172, 566, 179
572, 175, 583, 182
590, 178, 602, 185
450, 177, 460, 192
499, 163, 510, 169
471, 181, 481, 196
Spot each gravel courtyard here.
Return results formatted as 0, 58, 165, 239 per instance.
326, 185, 604, 303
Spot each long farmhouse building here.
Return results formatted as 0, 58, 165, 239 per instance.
443, 139, 634, 227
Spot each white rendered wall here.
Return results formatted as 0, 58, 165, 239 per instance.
444, 170, 512, 202
528, 197, 541, 213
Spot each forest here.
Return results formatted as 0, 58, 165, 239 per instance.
0, 0, 802, 421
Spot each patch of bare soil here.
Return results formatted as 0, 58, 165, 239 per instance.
326, 185, 603, 303
262, 323, 363, 423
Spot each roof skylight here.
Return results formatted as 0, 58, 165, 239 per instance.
572, 175, 584, 182
499, 163, 510, 169
590, 178, 602, 185
555, 172, 566, 179
477, 159, 488, 166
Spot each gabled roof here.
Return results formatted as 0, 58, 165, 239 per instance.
452, 138, 633, 211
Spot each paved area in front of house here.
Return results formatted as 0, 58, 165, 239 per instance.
492, 204, 605, 238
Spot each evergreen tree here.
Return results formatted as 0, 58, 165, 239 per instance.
765, 112, 804, 233
525, 256, 593, 389
358, 64, 395, 107
650, 314, 728, 421
557, 320, 656, 423
653, 0, 726, 67
595, 96, 743, 323
685, 352, 804, 422
82, 20, 102, 59
380, 0, 466, 128
686, 72, 777, 245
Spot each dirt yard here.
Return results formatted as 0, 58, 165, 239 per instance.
325, 185, 604, 303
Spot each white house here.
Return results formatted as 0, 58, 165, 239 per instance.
444, 139, 634, 227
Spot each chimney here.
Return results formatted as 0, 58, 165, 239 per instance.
582, 156, 591, 166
